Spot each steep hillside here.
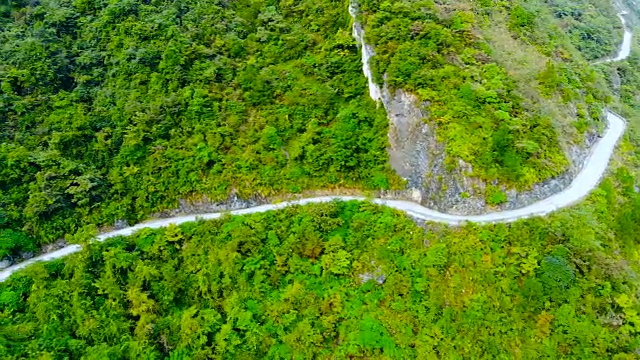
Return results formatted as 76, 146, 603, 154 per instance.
4, 1, 640, 358
0, 0, 400, 259
355, 0, 617, 213
614, 0, 640, 171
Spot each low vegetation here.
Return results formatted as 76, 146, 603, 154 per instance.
534, 0, 622, 61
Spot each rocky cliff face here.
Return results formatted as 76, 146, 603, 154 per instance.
349, 3, 599, 215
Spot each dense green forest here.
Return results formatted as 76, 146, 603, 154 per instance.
540, 0, 622, 61
0, 0, 401, 258
3, 0, 640, 358
2, 195, 640, 358
358, 0, 615, 188
615, 26, 640, 145
605, 1, 640, 174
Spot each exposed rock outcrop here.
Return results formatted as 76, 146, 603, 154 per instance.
153, 191, 268, 218
0, 260, 11, 270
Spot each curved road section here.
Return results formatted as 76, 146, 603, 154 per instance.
0, 12, 631, 282
595, 11, 632, 63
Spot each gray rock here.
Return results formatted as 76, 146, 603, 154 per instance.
378, 82, 604, 215
151, 190, 268, 219
20, 252, 34, 260
0, 259, 12, 270
114, 219, 129, 230
41, 239, 68, 253
358, 265, 386, 285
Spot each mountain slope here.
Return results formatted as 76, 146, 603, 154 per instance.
355, 0, 616, 212
0, 0, 399, 258
2, 198, 640, 358
0, 0, 627, 263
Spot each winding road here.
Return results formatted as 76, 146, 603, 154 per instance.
597, 11, 633, 63
0, 9, 632, 282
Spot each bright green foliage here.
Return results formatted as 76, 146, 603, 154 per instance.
537, 0, 622, 61
0, 0, 399, 253
617, 43, 640, 137
2, 190, 640, 358
0, 230, 36, 259
508, 0, 622, 60
505, 0, 618, 99
538, 253, 576, 300
486, 185, 507, 205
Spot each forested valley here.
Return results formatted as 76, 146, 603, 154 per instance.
3, 0, 640, 358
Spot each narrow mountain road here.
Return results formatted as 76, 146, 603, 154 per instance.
0, 8, 632, 282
